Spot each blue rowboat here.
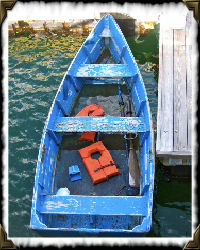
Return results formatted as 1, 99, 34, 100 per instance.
30, 14, 155, 236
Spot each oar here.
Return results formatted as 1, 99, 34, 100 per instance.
127, 94, 140, 189
118, 86, 140, 189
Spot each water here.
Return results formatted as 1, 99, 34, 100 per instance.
8, 28, 191, 237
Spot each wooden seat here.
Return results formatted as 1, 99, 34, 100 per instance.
39, 195, 147, 216
75, 64, 137, 78
47, 116, 147, 133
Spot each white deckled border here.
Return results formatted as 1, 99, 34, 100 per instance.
2, 1, 198, 248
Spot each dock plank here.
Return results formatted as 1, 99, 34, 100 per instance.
185, 21, 192, 151
173, 29, 188, 151
156, 23, 163, 152
157, 28, 174, 152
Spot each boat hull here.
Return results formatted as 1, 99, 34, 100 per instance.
30, 14, 155, 235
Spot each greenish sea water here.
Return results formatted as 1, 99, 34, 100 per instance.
8, 27, 191, 237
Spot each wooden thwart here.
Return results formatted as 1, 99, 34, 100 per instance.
49, 116, 147, 133
75, 64, 137, 78
40, 195, 147, 216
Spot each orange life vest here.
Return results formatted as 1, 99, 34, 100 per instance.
75, 104, 104, 142
78, 141, 121, 184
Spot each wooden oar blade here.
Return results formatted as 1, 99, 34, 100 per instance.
128, 141, 140, 188
128, 149, 136, 186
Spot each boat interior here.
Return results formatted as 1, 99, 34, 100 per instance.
54, 39, 140, 197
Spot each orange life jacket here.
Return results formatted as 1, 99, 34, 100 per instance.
78, 141, 121, 184
75, 104, 104, 142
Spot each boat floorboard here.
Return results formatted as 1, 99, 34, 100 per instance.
70, 84, 136, 117
55, 148, 129, 196
96, 48, 115, 64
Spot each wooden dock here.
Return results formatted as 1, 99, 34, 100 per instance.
156, 12, 192, 167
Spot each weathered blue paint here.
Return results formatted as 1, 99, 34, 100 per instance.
30, 14, 155, 235
48, 116, 146, 133
39, 195, 147, 216
75, 63, 136, 78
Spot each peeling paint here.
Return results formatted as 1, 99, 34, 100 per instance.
30, 14, 154, 234
53, 116, 146, 133
45, 198, 79, 210
76, 64, 134, 78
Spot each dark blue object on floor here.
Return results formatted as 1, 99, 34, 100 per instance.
69, 165, 82, 182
